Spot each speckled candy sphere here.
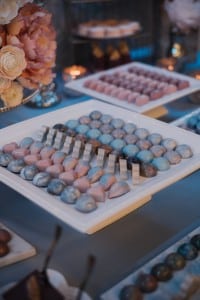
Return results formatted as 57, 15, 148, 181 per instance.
151, 263, 172, 281
165, 252, 186, 270
190, 234, 200, 250
177, 243, 198, 260
119, 285, 143, 300
136, 273, 158, 293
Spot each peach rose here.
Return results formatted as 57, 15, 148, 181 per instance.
7, 3, 56, 89
0, 45, 27, 80
1, 81, 23, 107
0, 77, 11, 93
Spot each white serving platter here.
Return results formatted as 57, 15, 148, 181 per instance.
0, 223, 36, 268
0, 100, 200, 234
65, 62, 200, 114
101, 225, 200, 300
171, 107, 200, 131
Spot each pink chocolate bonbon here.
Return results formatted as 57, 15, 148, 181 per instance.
3, 142, 18, 153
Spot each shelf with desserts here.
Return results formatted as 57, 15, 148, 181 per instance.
74, 19, 141, 40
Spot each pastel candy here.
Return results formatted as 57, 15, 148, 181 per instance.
75, 161, 90, 178
30, 141, 44, 154
136, 139, 152, 150
90, 120, 102, 129
123, 123, 137, 134
63, 157, 78, 171
36, 159, 52, 171
47, 179, 65, 195
87, 185, 106, 202
60, 186, 81, 204
20, 165, 39, 180
112, 129, 126, 139
33, 172, 51, 187
135, 128, 149, 139
79, 115, 91, 125
46, 164, 64, 177
3, 142, 18, 153
0, 153, 13, 167
86, 129, 101, 139
99, 134, 113, 145
100, 114, 112, 124
111, 118, 125, 129
152, 157, 170, 171
100, 124, 114, 134
87, 166, 104, 183
147, 133, 162, 145
40, 146, 55, 159
24, 154, 40, 165
140, 163, 157, 178
73, 176, 91, 193
12, 148, 30, 159
161, 138, 177, 150
7, 159, 25, 173
122, 144, 139, 157
66, 119, 79, 129
150, 145, 166, 157
136, 150, 153, 163
124, 134, 138, 145
176, 144, 193, 159
59, 170, 77, 185
164, 150, 181, 165
99, 174, 117, 191
51, 151, 66, 164
108, 181, 130, 199
89, 110, 102, 120
75, 195, 97, 213
110, 139, 126, 151
76, 124, 90, 134
19, 137, 34, 149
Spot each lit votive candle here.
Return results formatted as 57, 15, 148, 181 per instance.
62, 65, 88, 97
157, 57, 177, 72
63, 65, 87, 81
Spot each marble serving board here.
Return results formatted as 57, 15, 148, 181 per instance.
65, 62, 200, 114
0, 223, 36, 268
101, 226, 200, 300
0, 100, 200, 234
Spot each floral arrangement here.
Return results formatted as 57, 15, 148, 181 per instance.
0, 0, 56, 108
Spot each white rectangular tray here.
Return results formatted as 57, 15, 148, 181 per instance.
1, 100, 200, 234
0, 223, 36, 268
65, 62, 200, 114
101, 225, 200, 300
171, 107, 200, 129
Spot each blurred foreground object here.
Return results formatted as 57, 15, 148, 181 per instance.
164, 0, 200, 33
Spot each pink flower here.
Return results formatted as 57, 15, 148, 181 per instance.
6, 3, 56, 89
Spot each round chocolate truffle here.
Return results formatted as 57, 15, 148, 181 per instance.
53, 123, 67, 133
136, 273, 158, 293
177, 243, 198, 260
89, 110, 102, 120
190, 234, 200, 250
0, 229, 12, 243
119, 284, 143, 300
165, 252, 186, 271
151, 263, 172, 281
134, 128, 149, 140
111, 118, 125, 129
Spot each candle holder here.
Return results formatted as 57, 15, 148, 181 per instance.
62, 65, 88, 97
26, 82, 60, 108
156, 57, 178, 72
